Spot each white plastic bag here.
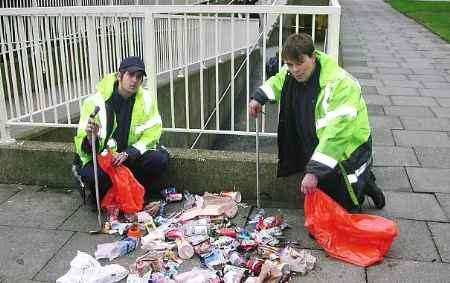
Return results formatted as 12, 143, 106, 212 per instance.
56, 251, 128, 283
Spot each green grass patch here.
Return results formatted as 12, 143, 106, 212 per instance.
385, 0, 450, 42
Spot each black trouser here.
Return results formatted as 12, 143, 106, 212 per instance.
79, 148, 169, 202
318, 168, 367, 211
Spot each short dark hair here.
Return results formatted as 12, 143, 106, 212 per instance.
282, 33, 315, 61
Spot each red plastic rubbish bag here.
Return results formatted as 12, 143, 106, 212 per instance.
98, 150, 144, 214
304, 189, 398, 267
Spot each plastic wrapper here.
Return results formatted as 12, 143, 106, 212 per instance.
173, 267, 220, 283
56, 251, 128, 283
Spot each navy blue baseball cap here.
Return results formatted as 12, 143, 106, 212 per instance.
119, 56, 147, 76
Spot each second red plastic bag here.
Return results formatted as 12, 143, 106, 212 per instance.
304, 189, 398, 267
98, 150, 144, 214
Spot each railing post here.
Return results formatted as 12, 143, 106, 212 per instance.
87, 16, 100, 93
327, 0, 341, 61
143, 11, 157, 98
0, 77, 14, 144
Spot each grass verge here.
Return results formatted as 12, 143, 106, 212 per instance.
385, 0, 450, 42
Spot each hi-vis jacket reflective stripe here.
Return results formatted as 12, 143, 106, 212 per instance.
74, 73, 162, 166
257, 51, 371, 183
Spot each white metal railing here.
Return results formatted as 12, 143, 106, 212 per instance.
0, 2, 341, 144
0, 0, 217, 8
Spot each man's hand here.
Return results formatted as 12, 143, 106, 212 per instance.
112, 151, 128, 167
248, 99, 263, 118
299, 173, 318, 195
85, 118, 99, 141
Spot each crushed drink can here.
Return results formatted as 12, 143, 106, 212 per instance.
218, 227, 237, 238
213, 236, 235, 248
166, 193, 183, 203
161, 187, 177, 198
165, 228, 183, 240
246, 258, 264, 275
183, 224, 209, 236
239, 239, 258, 252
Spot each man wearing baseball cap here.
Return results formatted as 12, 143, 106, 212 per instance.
74, 56, 169, 207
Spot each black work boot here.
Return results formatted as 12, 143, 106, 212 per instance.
364, 172, 386, 209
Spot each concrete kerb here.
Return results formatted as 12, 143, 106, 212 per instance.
0, 140, 302, 207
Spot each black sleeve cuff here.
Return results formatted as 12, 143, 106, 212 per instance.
81, 136, 101, 154
124, 146, 141, 162
305, 159, 334, 180
251, 88, 269, 105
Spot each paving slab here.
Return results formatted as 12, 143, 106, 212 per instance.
376, 67, 413, 75
436, 98, 450, 107
408, 74, 448, 83
367, 191, 448, 222
383, 106, 435, 118
381, 80, 422, 88
0, 226, 73, 282
343, 59, 368, 67
367, 258, 450, 283
367, 104, 385, 116
401, 117, 450, 131
351, 72, 373, 80
0, 184, 21, 204
393, 130, 450, 148
368, 61, 401, 68
386, 219, 439, 262
431, 107, 450, 118
401, 62, 435, 69
358, 79, 378, 87
414, 147, 450, 168
0, 278, 39, 283
299, 250, 365, 283
372, 128, 394, 146
363, 95, 391, 106
362, 85, 379, 95
246, 208, 319, 250
420, 88, 450, 98
428, 222, 450, 263
390, 96, 437, 107
35, 232, 119, 283
373, 74, 408, 82
346, 65, 375, 73
376, 86, 420, 96
0, 186, 80, 229
373, 146, 419, 167
372, 167, 411, 192
436, 193, 450, 219
369, 116, 403, 130
406, 168, 450, 194
60, 206, 103, 233
422, 82, 450, 89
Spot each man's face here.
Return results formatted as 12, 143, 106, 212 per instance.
285, 53, 316, 82
118, 71, 144, 97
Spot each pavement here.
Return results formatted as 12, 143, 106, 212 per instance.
1, 0, 450, 282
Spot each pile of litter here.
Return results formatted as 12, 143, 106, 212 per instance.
57, 188, 317, 283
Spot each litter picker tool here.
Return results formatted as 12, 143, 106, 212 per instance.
87, 106, 106, 235
255, 115, 261, 209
